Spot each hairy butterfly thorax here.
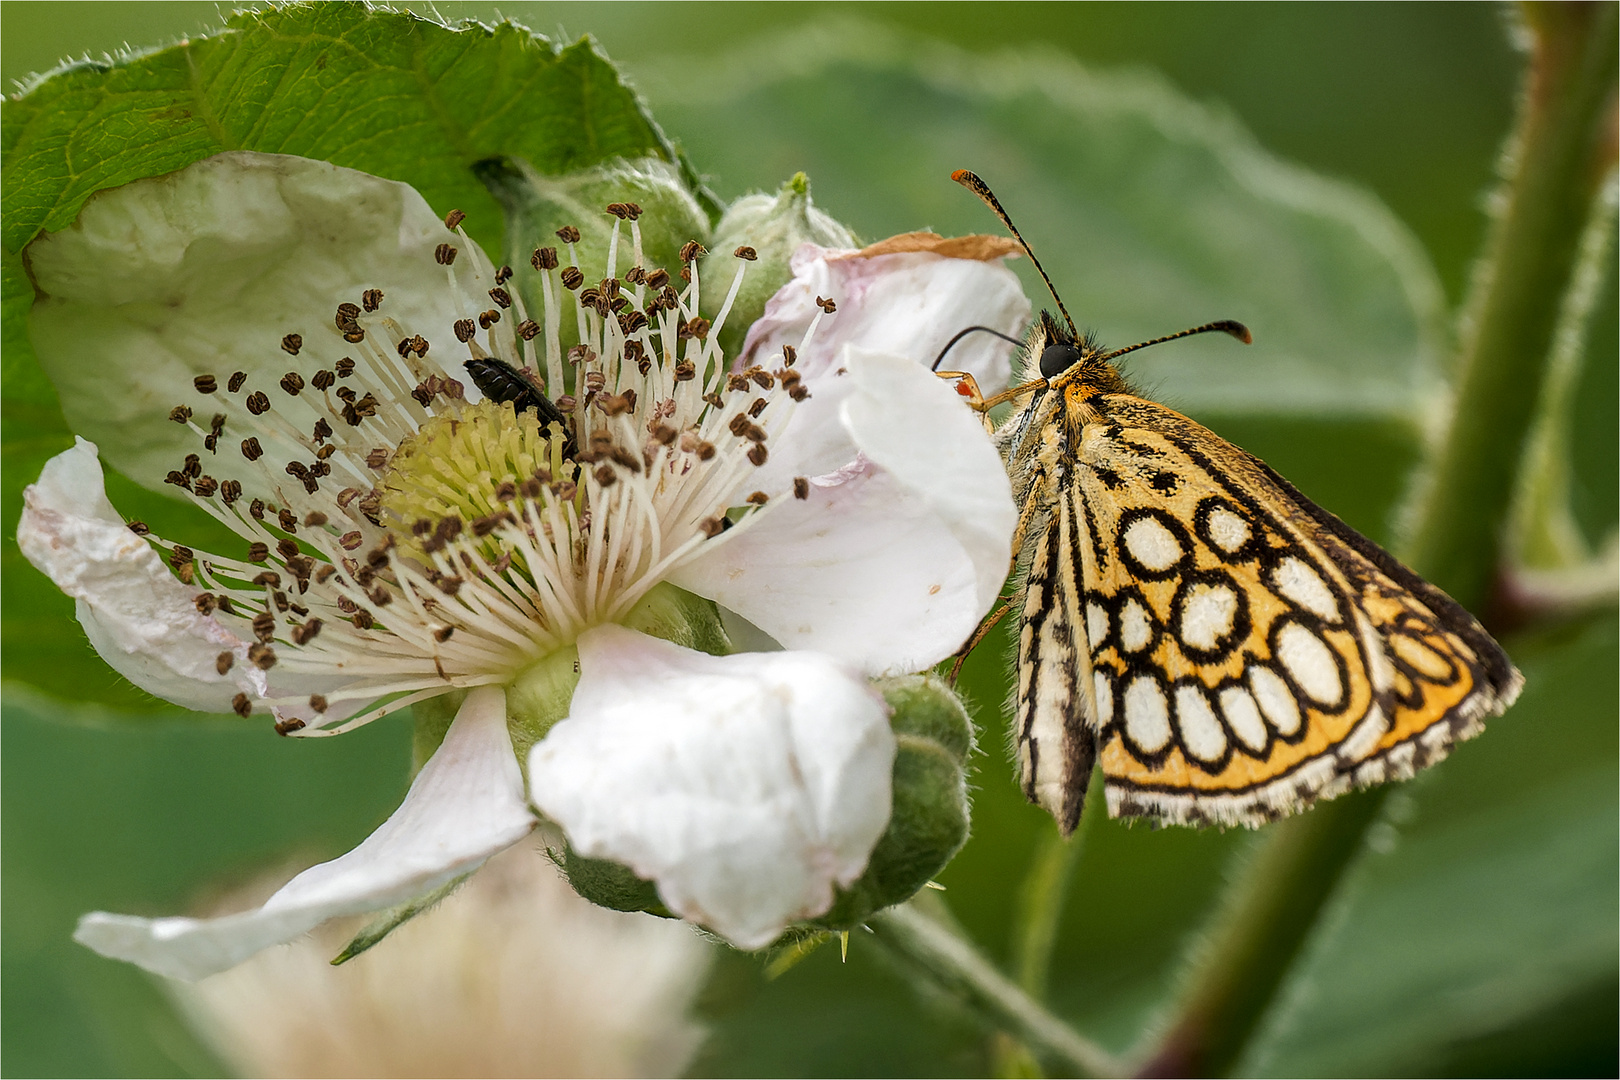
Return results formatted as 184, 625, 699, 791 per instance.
944, 170, 1522, 834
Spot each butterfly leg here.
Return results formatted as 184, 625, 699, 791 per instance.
934, 370, 997, 435
947, 600, 1014, 685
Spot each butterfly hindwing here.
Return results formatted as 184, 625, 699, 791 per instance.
1027, 393, 1521, 829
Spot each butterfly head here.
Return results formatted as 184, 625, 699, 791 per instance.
1028, 310, 1131, 395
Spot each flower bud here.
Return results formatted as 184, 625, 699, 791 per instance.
475, 156, 711, 353
703, 173, 858, 358
559, 672, 975, 940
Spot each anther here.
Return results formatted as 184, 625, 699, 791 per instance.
274, 717, 304, 735
748, 397, 769, 418
251, 611, 276, 643
699, 516, 727, 538
685, 317, 711, 340
128, 520, 151, 536
170, 405, 193, 424
246, 391, 271, 415
557, 226, 582, 244
744, 424, 767, 443
336, 357, 357, 377
309, 694, 328, 713
250, 498, 266, 520
435, 243, 458, 265
233, 693, 253, 718
495, 265, 513, 284
164, 470, 191, 490
182, 454, 202, 479
362, 290, 383, 313
216, 651, 234, 674
728, 414, 752, 437
444, 208, 466, 230
645, 268, 670, 290
304, 511, 328, 527
746, 491, 769, 505
169, 545, 194, 570
281, 371, 305, 395
248, 541, 270, 562
193, 476, 218, 498
782, 344, 797, 367
221, 480, 242, 505
734, 246, 758, 260
249, 643, 277, 670
195, 593, 217, 615
352, 609, 375, 629
250, 571, 280, 589
696, 440, 716, 461
368, 586, 393, 607
679, 241, 705, 264
594, 463, 617, 487
282, 334, 303, 355
517, 319, 541, 340
673, 361, 696, 382
815, 296, 837, 313
478, 310, 501, 329
435, 626, 455, 643
366, 448, 391, 470
454, 319, 476, 342
291, 619, 323, 645
489, 287, 512, 309
278, 509, 298, 534
653, 424, 678, 445
748, 444, 769, 466
241, 437, 264, 460
194, 374, 218, 394
532, 246, 559, 271
794, 477, 810, 499
228, 371, 249, 393
315, 564, 338, 584
625, 266, 646, 284
606, 202, 632, 220
789, 385, 811, 402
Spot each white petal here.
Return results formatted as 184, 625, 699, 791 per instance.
739, 241, 1030, 386
529, 626, 894, 950
26, 152, 483, 492
75, 687, 533, 981
671, 350, 1015, 675
17, 438, 263, 712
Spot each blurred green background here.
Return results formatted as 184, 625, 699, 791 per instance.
3, 3, 1615, 1077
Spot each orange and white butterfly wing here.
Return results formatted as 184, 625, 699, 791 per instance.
1052, 395, 1522, 828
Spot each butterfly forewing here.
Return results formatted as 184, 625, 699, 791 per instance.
1010, 386, 1522, 831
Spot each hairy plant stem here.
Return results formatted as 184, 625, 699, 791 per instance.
1134, 5, 1619, 1077
869, 902, 1124, 1078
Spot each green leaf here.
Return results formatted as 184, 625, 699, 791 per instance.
1, 3, 698, 709
1239, 615, 1618, 1076
641, 16, 1451, 426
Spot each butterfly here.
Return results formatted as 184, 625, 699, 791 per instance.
944, 170, 1523, 832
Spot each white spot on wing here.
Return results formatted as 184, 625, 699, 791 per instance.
1119, 598, 1153, 652
1219, 686, 1269, 752
1272, 556, 1339, 622
1277, 622, 1343, 704
1207, 507, 1251, 552
1123, 516, 1182, 572
1086, 601, 1110, 651
1176, 684, 1226, 762
1180, 582, 1237, 650
1123, 675, 1171, 753
1341, 703, 1389, 762
1094, 670, 1115, 726
1250, 665, 1302, 736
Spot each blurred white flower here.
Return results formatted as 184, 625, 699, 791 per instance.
174, 843, 712, 1079
18, 151, 1027, 976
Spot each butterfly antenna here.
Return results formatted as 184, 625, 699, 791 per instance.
1099, 320, 1253, 363
952, 169, 1078, 340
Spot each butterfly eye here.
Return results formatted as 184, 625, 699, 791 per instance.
1039, 343, 1083, 379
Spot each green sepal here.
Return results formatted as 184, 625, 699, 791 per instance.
557, 843, 673, 917
329, 871, 470, 965
622, 581, 733, 658
809, 674, 975, 932
703, 173, 858, 359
